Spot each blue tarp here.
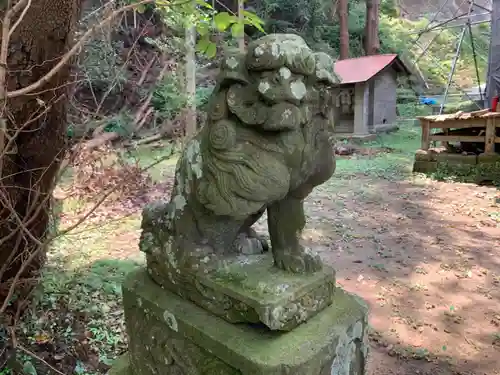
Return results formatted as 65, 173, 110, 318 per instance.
419, 97, 438, 105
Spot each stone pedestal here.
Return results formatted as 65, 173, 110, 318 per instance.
147, 253, 336, 331
109, 268, 369, 375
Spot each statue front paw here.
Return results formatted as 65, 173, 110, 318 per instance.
274, 246, 323, 273
233, 232, 268, 255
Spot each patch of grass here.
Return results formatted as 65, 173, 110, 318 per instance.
14, 173, 148, 374
335, 153, 415, 180
16, 249, 144, 374
14, 200, 145, 373
333, 123, 421, 180
121, 143, 179, 183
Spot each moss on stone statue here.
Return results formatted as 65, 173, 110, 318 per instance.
138, 33, 342, 331
146, 253, 335, 331
207, 253, 333, 301
114, 268, 369, 375
107, 354, 132, 375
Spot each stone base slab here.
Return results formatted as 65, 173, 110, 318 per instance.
147, 253, 336, 331
112, 268, 369, 375
478, 153, 500, 163
413, 160, 437, 173
435, 152, 477, 164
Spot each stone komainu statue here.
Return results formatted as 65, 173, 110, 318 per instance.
140, 34, 340, 285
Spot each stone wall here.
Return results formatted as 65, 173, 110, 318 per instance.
372, 67, 398, 131
413, 149, 500, 184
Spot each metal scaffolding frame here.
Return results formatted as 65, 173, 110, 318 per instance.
408, 0, 492, 112
485, 0, 500, 107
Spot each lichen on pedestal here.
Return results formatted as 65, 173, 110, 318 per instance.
148, 252, 336, 331
114, 269, 368, 375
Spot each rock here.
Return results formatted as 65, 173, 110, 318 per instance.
334, 144, 356, 156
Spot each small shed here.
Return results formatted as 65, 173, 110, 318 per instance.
333, 54, 411, 135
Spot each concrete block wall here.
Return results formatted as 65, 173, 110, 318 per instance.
372, 68, 398, 130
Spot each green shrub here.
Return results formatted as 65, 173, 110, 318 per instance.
397, 87, 417, 104
196, 85, 215, 108
151, 74, 214, 120
397, 103, 433, 118
432, 162, 500, 186
151, 74, 187, 120
79, 38, 126, 94
380, 0, 399, 18
103, 112, 135, 137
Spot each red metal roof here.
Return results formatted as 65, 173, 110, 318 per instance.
334, 54, 403, 84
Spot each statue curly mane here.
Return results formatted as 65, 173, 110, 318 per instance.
196, 120, 291, 219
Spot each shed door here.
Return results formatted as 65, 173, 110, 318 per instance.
334, 87, 355, 133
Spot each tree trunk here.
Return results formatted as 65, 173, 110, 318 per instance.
364, 0, 380, 55
184, 22, 197, 137
238, 0, 245, 52
338, 0, 349, 60
0, 0, 82, 312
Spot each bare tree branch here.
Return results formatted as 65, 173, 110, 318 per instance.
6, 0, 156, 99
8, 0, 32, 39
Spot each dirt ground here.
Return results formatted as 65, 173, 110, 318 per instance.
292, 175, 500, 375
12, 144, 500, 375
104, 168, 500, 375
